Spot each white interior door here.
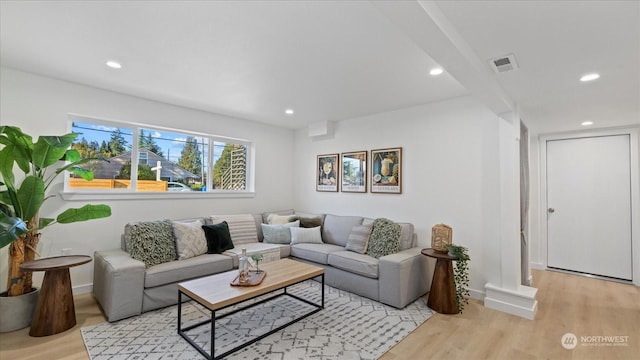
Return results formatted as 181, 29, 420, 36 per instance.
547, 135, 632, 280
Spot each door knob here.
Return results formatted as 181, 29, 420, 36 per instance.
548, 208, 555, 213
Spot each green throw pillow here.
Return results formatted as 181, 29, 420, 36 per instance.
202, 222, 234, 254
298, 216, 323, 230
367, 218, 401, 259
125, 220, 177, 268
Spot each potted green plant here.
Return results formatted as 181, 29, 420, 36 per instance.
445, 243, 471, 313
0, 126, 111, 332
250, 253, 264, 273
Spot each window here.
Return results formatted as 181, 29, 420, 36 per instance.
138, 151, 148, 166
66, 115, 252, 195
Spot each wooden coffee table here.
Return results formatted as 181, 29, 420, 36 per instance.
177, 258, 325, 359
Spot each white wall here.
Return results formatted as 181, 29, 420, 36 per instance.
292, 96, 502, 296
0, 67, 295, 292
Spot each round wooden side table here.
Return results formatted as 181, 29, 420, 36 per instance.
421, 248, 459, 314
20, 255, 92, 337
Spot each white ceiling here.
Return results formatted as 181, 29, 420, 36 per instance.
1, 1, 638, 133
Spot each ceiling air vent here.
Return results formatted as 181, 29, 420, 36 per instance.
489, 54, 519, 73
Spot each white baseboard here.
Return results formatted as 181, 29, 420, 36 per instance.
73, 283, 93, 295
530, 262, 545, 270
468, 288, 485, 300
484, 283, 538, 320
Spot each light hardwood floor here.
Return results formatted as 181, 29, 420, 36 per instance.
1, 269, 638, 359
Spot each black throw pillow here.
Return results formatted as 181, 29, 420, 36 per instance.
202, 222, 234, 254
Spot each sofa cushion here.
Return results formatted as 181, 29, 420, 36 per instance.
261, 220, 300, 244
290, 226, 323, 245
144, 253, 232, 288
345, 223, 373, 254
290, 243, 345, 264
397, 223, 415, 250
125, 220, 177, 268
208, 214, 259, 245
202, 222, 234, 254
253, 214, 265, 242
322, 214, 364, 247
172, 219, 207, 260
367, 218, 401, 259
328, 251, 379, 279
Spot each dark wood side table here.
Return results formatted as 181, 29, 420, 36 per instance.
421, 248, 458, 314
20, 255, 92, 337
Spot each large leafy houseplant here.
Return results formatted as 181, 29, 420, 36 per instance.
0, 126, 111, 297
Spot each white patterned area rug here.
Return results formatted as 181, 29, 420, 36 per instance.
82, 281, 433, 360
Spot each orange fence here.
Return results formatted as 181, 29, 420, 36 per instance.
69, 178, 168, 192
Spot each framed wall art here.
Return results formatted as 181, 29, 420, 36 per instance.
370, 147, 402, 194
341, 151, 367, 193
316, 154, 339, 192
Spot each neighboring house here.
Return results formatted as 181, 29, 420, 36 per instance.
92, 150, 199, 183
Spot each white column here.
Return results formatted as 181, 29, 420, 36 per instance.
484, 111, 538, 320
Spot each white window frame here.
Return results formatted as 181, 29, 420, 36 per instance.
62, 113, 255, 201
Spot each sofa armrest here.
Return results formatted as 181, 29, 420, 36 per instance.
93, 249, 145, 322
378, 247, 435, 308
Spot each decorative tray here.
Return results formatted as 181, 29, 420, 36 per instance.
230, 271, 266, 286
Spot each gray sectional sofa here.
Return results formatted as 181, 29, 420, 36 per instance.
93, 211, 433, 322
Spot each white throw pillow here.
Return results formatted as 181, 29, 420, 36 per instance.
262, 220, 300, 244
267, 213, 296, 224
290, 226, 323, 245
172, 219, 207, 260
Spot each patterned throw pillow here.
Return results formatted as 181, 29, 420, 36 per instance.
367, 218, 401, 259
290, 226, 323, 245
262, 221, 300, 244
202, 222, 234, 254
172, 220, 207, 260
125, 220, 177, 268
345, 223, 373, 254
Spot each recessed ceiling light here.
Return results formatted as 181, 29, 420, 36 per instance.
285, 109, 294, 115
429, 68, 444, 76
580, 73, 599, 82
581, 121, 594, 126
106, 60, 122, 69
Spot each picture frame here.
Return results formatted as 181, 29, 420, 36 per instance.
370, 147, 402, 194
341, 151, 367, 193
316, 154, 339, 192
